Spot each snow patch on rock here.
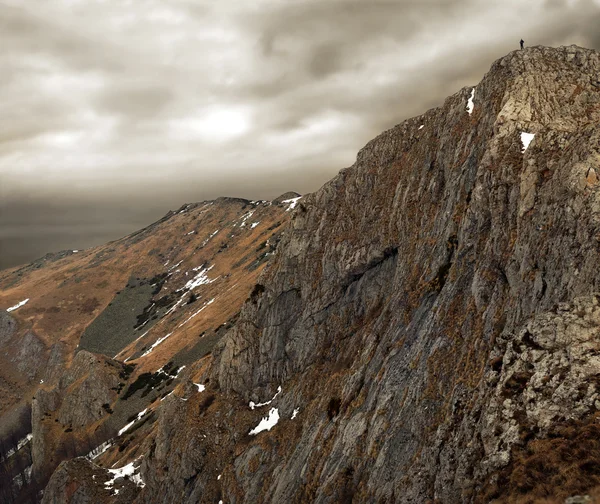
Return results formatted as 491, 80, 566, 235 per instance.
521, 131, 535, 152
249, 408, 280, 435
466, 87, 475, 115
249, 385, 282, 410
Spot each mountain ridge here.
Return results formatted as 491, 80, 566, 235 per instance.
3, 44, 600, 503
0, 194, 297, 500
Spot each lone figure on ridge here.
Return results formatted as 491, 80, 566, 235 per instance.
520, 39, 525, 50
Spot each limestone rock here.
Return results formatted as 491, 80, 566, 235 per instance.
0, 310, 16, 345
41, 457, 138, 504
32, 351, 125, 481
12, 331, 46, 380
41, 45, 600, 503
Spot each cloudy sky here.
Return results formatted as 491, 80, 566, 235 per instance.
1, 0, 600, 268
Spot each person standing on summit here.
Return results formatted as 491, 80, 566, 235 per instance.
520, 39, 525, 50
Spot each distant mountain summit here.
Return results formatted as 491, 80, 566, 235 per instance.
3, 45, 600, 503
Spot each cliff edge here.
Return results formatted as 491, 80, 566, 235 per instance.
43, 45, 600, 503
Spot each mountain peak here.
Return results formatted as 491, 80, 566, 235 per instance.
5, 45, 600, 503
271, 191, 302, 204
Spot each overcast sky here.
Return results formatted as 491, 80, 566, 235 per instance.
1, 0, 600, 269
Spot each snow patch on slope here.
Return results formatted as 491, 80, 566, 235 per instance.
521, 132, 535, 152
168, 260, 183, 272
201, 229, 219, 247
7, 299, 29, 312
466, 87, 475, 115
249, 408, 280, 435
104, 460, 145, 489
6, 433, 32, 458
182, 265, 217, 291
85, 440, 112, 460
178, 297, 216, 328
249, 386, 282, 410
239, 210, 255, 227
141, 332, 173, 357
282, 197, 301, 211
118, 409, 149, 436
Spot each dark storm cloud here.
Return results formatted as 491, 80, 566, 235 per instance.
1, 0, 600, 268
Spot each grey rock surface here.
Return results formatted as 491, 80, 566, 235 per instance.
44, 341, 67, 384
42, 45, 600, 503
12, 331, 46, 380
208, 45, 600, 503
0, 310, 16, 345
41, 457, 139, 504
32, 351, 124, 480
78, 277, 155, 357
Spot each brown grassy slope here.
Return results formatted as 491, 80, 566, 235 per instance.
0, 197, 294, 416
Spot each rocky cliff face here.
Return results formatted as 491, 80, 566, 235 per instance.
0, 310, 16, 344
41, 457, 140, 504
31, 351, 125, 480
39, 45, 600, 503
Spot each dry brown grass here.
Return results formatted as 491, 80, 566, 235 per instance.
0, 199, 290, 415
481, 413, 600, 503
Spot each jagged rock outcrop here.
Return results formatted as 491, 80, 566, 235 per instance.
41, 457, 139, 504
56, 351, 123, 426
13, 331, 46, 380
32, 351, 125, 480
44, 342, 68, 384
41, 45, 600, 503
0, 310, 16, 344
478, 295, 600, 470
170, 44, 600, 503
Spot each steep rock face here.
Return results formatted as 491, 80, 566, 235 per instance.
56, 351, 123, 427
41, 458, 139, 504
0, 309, 50, 407
193, 45, 600, 502
39, 45, 600, 503
0, 310, 16, 344
13, 331, 47, 380
44, 342, 68, 384
32, 351, 125, 480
